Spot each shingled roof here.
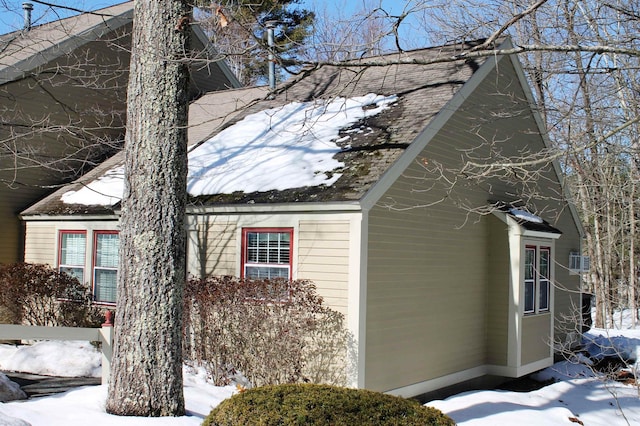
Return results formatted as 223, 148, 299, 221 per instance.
22, 40, 492, 217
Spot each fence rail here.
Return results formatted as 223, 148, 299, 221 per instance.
0, 314, 114, 385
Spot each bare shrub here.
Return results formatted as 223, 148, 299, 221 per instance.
183, 276, 349, 387
0, 263, 102, 327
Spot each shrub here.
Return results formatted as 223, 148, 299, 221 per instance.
183, 276, 350, 387
0, 263, 102, 327
203, 384, 455, 426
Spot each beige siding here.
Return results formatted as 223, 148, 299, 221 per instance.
366, 200, 488, 392
486, 215, 510, 366
188, 216, 237, 277
364, 56, 583, 392
187, 215, 352, 317
522, 314, 552, 364
552, 212, 583, 344
298, 220, 350, 315
23, 222, 57, 265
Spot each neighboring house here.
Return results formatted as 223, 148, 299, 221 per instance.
21, 39, 584, 397
0, 1, 240, 264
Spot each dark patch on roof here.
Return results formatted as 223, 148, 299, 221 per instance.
22, 40, 490, 216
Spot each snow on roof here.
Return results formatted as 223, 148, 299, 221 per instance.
61, 93, 397, 206
509, 208, 543, 224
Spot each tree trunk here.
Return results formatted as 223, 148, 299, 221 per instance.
106, 0, 190, 417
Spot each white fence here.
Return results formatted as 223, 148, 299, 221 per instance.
0, 320, 113, 385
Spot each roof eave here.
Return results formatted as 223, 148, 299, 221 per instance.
0, 7, 134, 85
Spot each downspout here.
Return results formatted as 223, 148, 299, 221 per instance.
22, 2, 33, 31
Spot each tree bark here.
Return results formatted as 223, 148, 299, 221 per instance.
106, 0, 190, 417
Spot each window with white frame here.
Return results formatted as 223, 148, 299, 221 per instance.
94, 231, 119, 304
242, 228, 292, 279
58, 231, 86, 283
524, 244, 551, 314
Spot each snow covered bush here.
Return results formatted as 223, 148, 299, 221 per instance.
183, 276, 349, 387
203, 383, 455, 426
0, 263, 101, 327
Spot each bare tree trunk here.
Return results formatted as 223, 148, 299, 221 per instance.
106, 0, 190, 417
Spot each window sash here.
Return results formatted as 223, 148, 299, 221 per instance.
524, 245, 552, 315
59, 231, 86, 283
243, 229, 292, 279
94, 232, 119, 304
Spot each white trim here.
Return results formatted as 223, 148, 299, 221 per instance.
0, 6, 134, 85
384, 358, 554, 398
361, 44, 511, 212
347, 212, 366, 388
504, 44, 585, 239
188, 202, 362, 215
21, 215, 120, 221
523, 230, 561, 240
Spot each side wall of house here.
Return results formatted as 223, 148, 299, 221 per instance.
364, 56, 582, 394
23, 219, 120, 268
187, 212, 357, 317
486, 215, 510, 366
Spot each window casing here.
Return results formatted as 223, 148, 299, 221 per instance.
241, 228, 293, 280
524, 245, 551, 315
93, 231, 119, 304
58, 231, 86, 283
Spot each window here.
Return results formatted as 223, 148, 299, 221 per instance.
59, 231, 86, 283
242, 228, 292, 279
524, 245, 551, 314
94, 231, 119, 304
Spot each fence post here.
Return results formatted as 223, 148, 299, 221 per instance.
100, 310, 114, 385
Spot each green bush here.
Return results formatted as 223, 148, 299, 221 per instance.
203, 384, 455, 426
0, 262, 102, 327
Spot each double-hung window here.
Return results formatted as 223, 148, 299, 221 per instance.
242, 228, 292, 279
59, 231, 86, 283
94, 231, 119, 304
524, 245, 551, 314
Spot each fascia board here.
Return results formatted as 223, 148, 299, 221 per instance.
0, 9, 133, 85
190, 24, 242, 89
503, 42, 585, 239
187, 201, 363, 215
360, 46, 509, 212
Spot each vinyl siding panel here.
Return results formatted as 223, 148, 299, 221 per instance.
298, 220, 351, 315
486, 215, 510, 366
23, 222, 57, 265
522, 314, 552, 364
364, 56, 583, 392
188, 216, 237, 277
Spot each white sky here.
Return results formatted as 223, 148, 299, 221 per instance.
1, 315, 640, 425
61, 94, 398, 206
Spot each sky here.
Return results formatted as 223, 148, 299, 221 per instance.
0, 312, 640, 425
0, 0, 414, 36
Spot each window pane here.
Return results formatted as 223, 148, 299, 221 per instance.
61, 233, 85, 266
245, 231, 290, 265
539, 280, 550, 311
246, 265, 289, 280
96, 233, 119, 268
95, 269, 117, 303
524, 281, 535, 313
525, 248, 535, 280
540, 249, 550, 278
60, 266, 84, 283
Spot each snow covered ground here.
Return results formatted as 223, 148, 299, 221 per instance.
0, 323, 639, 425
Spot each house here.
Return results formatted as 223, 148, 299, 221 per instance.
0, 1, 240, 264
20, 38, 584, 397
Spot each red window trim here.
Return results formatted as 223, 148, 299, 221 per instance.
93, 230, 119, 305
241, 227, 293, 279
524, 244, 552, 315
57, 230, 87, 269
